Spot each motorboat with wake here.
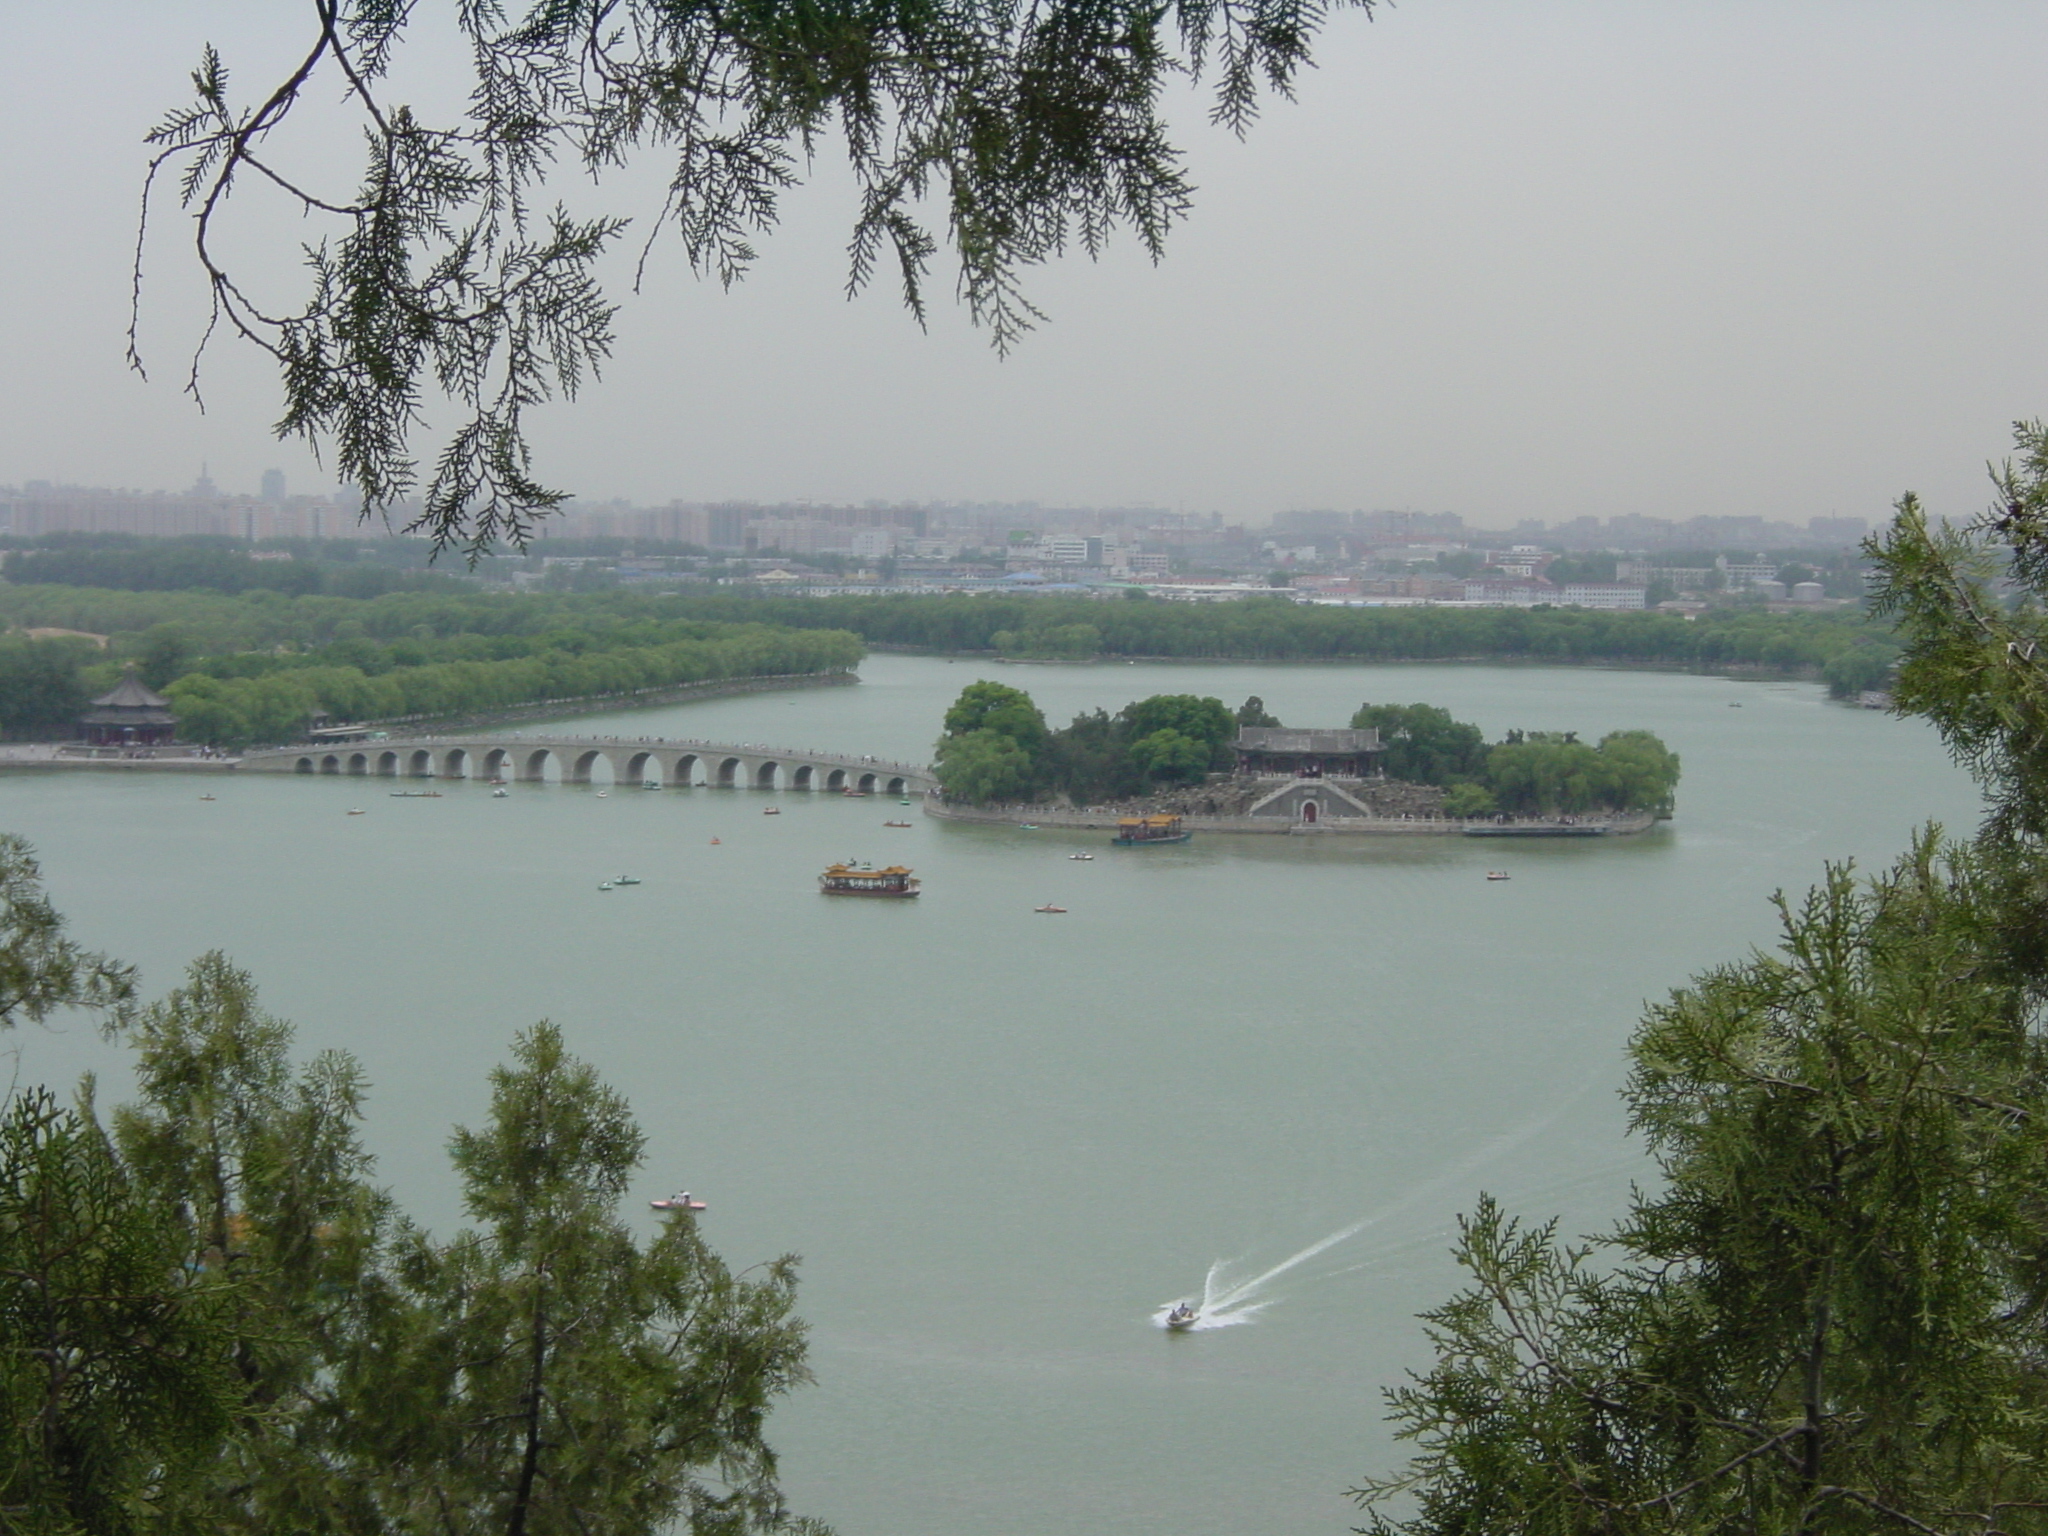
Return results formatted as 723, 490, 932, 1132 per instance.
1165, 1302, 1199, 1331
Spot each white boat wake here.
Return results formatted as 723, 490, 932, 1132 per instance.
1156, 1083, 1633, 1333
1154, 1222, 1364, 1331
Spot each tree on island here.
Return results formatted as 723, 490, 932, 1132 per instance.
1484, 730, 1679, 816
1120, 695, 1238, 770
1127, 727, 1211, 786
1350, 703, 1489, 787
934, 727, 1039, 804
139, 0, 1377, 553
940, 681, 1050, 756
1353, 424, 2048, 1534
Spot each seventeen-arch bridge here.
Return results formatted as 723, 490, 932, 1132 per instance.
237, 734, 933, 796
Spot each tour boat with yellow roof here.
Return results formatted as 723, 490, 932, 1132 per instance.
818, 862, 921, 898
1112, 813, 1191, 846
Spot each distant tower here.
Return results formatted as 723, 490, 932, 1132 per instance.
261, 468, 287, 503
192, 462, 218, 498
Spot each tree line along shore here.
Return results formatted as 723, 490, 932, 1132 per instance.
0, 585, 862, 747
0, 575, 1893, 747
641, 591, 1901, 695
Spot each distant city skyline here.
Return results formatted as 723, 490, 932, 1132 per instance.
0, 471, 1873, 554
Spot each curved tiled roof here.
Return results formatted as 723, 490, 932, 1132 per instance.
89, 672, 173, 710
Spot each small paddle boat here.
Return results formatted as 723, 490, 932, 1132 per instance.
1486, 870, 1510, 881
763, 806, 780, 815
199, 794, 216, 802
346, 808, 365, 816
1035, 903, 1067, 914
614, 875, 641, 886
492, 787, 509, 798
1069, 853, 1094, 861
650, 1191, 707, 1212
884, 820, 912, 828
598, 881, 614, 891
1165, 1302, 1199, 1331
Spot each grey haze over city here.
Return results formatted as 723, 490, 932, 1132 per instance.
3, 1, 2046, 530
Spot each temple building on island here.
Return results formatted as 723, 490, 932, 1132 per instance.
1231, 725, 1412, 826
1232, 726, 1380, 779
78, 671, 178, 746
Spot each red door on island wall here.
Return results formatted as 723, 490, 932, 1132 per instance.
1302, 800, 1318, 824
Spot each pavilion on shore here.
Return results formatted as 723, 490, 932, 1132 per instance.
79, 671, 178, 746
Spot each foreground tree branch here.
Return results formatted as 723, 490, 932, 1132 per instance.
137, 0, 1375, 556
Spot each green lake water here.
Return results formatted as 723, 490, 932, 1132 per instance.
0, 655, 1985, 1534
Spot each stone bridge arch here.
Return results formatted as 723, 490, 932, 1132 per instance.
520, 748, 553, 784
714, 756, 742, 787
754, 760, 782, 791
443, 747, 469, 779
295, 756, 315, 774
347, 752, 369, 776
669, 753, 699, 787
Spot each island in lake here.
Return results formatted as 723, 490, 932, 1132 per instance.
928, 684, 1680, 837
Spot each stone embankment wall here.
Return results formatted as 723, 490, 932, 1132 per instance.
1103, 775, 1446, 819
921, 797, 1658, 838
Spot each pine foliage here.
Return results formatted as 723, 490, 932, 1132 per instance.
1355, 426, 2048, 1533
0, 887, 826, 1534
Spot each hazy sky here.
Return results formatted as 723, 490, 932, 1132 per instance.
3, 2, 2046, 526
